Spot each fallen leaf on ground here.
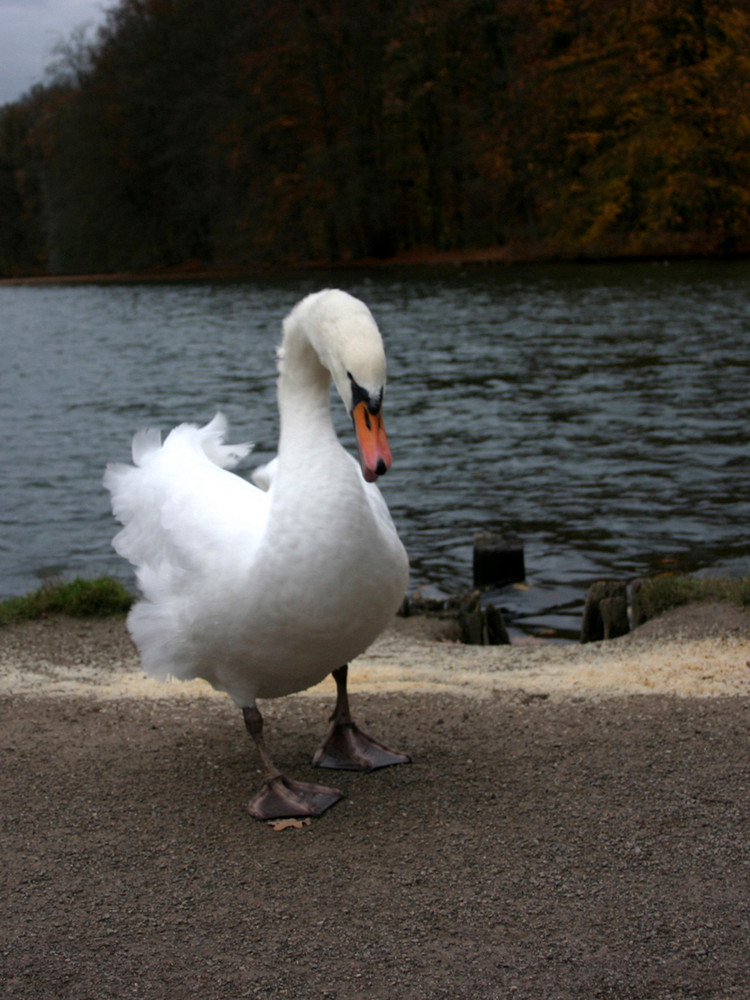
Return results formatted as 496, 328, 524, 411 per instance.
268, 817, 312, 832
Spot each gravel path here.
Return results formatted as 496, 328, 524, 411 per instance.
2, 603, 749, 999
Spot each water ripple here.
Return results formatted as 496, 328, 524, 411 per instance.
1, 261, 749, 636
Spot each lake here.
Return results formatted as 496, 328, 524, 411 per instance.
1, 261, 749, 638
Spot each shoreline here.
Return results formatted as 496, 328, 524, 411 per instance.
2, 246, 749, 286
2, 600, 749, 703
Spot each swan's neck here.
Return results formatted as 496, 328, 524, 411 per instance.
277, 319, 336, 458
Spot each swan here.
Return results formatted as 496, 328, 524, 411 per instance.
104, 289, 411, 820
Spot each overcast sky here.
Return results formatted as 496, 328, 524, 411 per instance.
0, 0, 110, 106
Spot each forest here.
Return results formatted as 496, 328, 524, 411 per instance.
1, 0, 749, 276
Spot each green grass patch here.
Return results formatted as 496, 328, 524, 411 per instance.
634, 574, 750, 622
0, 577, 134, 625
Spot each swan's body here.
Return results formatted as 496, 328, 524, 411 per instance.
105, 290, 410, 819
106, 413, 406, 704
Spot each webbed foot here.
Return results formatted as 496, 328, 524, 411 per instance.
243, 704, 343, 821
312, 664, 411, 771
248, 775, 343, 820
312, 720, 411, 771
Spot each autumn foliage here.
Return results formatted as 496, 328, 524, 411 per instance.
1, 0, 748, 275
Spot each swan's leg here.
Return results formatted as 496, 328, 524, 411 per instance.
312, 665, 412, 771
242, 705, 343, 820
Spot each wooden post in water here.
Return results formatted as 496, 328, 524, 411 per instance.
473, 532, 525, 588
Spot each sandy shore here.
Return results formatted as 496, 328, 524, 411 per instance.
2, 600, 750, 703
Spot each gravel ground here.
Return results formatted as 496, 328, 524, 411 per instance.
2, 603, 749, 999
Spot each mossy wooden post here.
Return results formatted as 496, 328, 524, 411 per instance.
581, 580, 629, 643
457, 591, 511, 646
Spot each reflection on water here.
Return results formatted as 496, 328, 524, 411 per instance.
1, 261, 749, 638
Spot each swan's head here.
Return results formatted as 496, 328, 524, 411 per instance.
296, 289, 394, 482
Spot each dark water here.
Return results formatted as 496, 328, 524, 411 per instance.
1, 261, 749, 638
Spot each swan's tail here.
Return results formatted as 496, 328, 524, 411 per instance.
103, 413, 257, 680
103, 412, 253, 573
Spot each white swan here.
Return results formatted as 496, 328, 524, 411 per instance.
104, 289, 410, 820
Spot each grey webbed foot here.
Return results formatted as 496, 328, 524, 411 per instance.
243, 704, 342, 821
311, 664, 411, 772
248, 774, 343, 820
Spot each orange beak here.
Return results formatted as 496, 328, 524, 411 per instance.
352, 400, 393, 482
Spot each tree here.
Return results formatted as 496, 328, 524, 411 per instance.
0, 0, 748, 275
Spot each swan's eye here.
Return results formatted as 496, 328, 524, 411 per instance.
347, 372, 383, 415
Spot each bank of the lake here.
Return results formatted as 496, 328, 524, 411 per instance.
2, 244, 750, 287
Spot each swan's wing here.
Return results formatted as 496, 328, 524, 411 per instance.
184, 412, 252, 469
251, 456, 278, 492
104, 413, 268, 595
